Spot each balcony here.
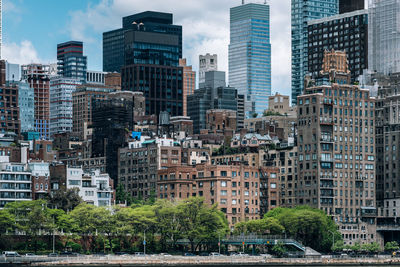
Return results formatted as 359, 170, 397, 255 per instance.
320, 138, 334, 143
320, 175, 334, 180
319, 117, 333, 126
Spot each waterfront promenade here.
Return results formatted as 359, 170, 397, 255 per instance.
4, 254, 400, 266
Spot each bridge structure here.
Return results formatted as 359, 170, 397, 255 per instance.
176, 235, 306, 252
222, 236, 306, 251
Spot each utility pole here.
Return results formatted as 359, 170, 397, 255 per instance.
218, 233, 221, 254
144, 229, 147, 255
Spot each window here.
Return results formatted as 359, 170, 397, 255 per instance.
232, 199, 237, 205
220, 190, 227, 196
271, 183, 277, 189
69, 180, 80, 186
221, 181, 227, 187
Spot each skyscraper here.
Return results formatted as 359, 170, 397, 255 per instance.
229, 2, 271, 117
103, 11, 182, 73
0, 0, 2, 59
187, 71, 241, 134
57, 41, 87, 82
179, 58, 195, 117
308, 9, 368, 83
340, 0, 365, 14
119, 11, 183, 117
297, 50, 377, 245
21, 64, 51, 140
369, 0, 400, 75
291, 0, 338, 105
49, 77, 82, 136
199, 54, 217, 86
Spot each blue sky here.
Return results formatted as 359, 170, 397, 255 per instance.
3, 0, 292, 96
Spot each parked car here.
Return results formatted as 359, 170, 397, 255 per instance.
115, 252, 130, 255
210, 252, 222, 256
159, 253, 172, 256
134, 252, 145, 256
2, 251, 21, 257
25, 253, 36, 257
184, 252, 196, 256
61, 251, 80, 257
47, 253, 58, 257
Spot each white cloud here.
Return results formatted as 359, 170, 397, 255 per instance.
67, 0, 291, 95
2, 40, 42, 65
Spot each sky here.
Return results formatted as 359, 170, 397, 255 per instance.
3, 0, 291, 96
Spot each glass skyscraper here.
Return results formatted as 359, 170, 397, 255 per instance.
229, 3, 271, 118
291, 0, 338, 105
369, 0, 400, 75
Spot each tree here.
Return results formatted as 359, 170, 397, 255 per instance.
264, 206, 341, 252
0, 209, 14, 235
116, 184, 133, 205
271, 241, 286, 257
385, 241, 399, 252
69, 203, 98, 252
233, 217, 284, 235
176, 197, 229, 252
252, 113, 258, 118
47, 188, 83, 212
153, 200, 181, 251
361, 242, 381, 254
332, 240, 344, 252
92, 207, 117, 252
5, 200, 52, 253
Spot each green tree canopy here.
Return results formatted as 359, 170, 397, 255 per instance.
264, 206, 341, 252
0, 209, 15, 235
233, 217, 284, 235
385, 241, 399, 252
47, 188, 83, 212
176, 197, 229, 252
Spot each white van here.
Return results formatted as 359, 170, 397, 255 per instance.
2, 251, 21, 257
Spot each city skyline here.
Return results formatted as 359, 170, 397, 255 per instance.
2, 0, 291, 96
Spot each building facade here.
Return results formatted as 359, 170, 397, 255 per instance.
368, 0, 400, 75
291, 0, 338, 105
229, 3, 271, 117
308, 10, 368, 84
297, 51, 377, 245
17, 81, 35, 133
119, 12, 183, 117
103, 11, 182, 73
72, 84, 116, 141
199, 54, 217, 86
86, 70, 106, 85
29, 161, 50, 200
57, 41, 87, 82
157, 164, 262, 229
187, 71, 241, 134
92, 91, 145, 183
179, 58, 195, 117
340, 0, 364, 13
50, 77, 82, 137
0, 82, 20, 135
21, 64, 51, 140
0, 161, 32, 208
